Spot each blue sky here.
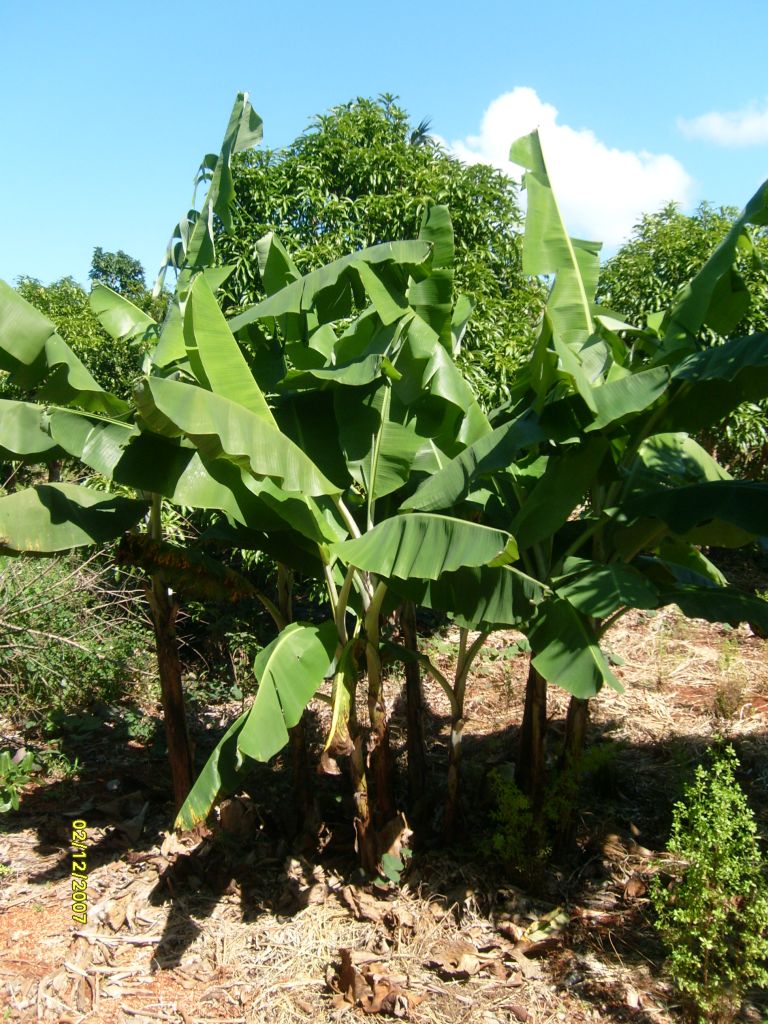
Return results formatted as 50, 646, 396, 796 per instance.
2, 0, 768, 287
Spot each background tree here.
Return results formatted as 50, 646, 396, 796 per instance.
89, 247, 147, 304
217, 95, 544, 407
597, 202, 768, 476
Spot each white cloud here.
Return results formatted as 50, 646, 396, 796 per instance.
446, 87, 693, 250
678, 101, 768, 146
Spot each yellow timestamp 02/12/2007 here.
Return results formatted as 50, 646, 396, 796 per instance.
70, 819, 88, 925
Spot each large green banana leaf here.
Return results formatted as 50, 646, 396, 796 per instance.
90, 284, 157, 342
331, 513, 518, 580
658, 332, 768, 433
175, 618, 337, 831
135, 376, 340, 496
639, 543, 728, 589
586, 366, 671, 432
307, 313, 400, 387
510, 130, 602, 409
0, 483, 148, 553
407, 204, 454, 351
402, 410, 545, 512
394, 315, 490, 451
158, 93, 262, 284
229, 241, 432, 332
183, 275, 276, 424
511, 437, 608, 549
553, 557, 660, 618
391, 562, 547, 631
255, 231, 301, 295
662, 179, 768, 346
336, 381, 422, 503
0, 281, 128, 416
0, 399, 63, 461
175, 712, 250, 830
237, 620, 338, 762
47, 406, 341, 544
528, 597, 622, 698
658, 584, 768, 633
629, 433, 731, 490
622, 480, 768, 540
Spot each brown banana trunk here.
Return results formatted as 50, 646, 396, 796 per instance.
367, 640, 395, 826
148, 575, 193, 812
400, 601, 426, 805
444, 717, 464, 842
349, 727, 378, 875
516, 662, 547, 810
554, 696, 590, 850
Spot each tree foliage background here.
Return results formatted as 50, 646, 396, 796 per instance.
216, 95, 544, 407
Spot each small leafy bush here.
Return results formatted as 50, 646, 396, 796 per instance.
651, 745, 768, 1023
0, 749, 38, 812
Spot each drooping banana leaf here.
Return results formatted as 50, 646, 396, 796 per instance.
0, 483, 148, 554
134, 376, 340, 496
174, 711, 250, 830
586, 366, 671, 432
528, 596, 622, 698
237, 620, 338, 761
0, 399, 63, 461
657, 583, 768, 633
90, 284, 157, 342
621, 480, 768, 541
658, 331, 768, 433
0, 281, 129, 416
331, 513, 518, 580
628, 432, 731, 491
407, 204, 455, 351
511, 437, 609, 549
390, 562, 547, 631
553, 557, 660, 618
662, 179, 768, 348
402, 410, 545, 512
229, 241, 432, 332
183, 274, 276, 423
335, 381, 422, 503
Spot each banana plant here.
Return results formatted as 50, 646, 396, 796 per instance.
165, 198, 545, 868
403, 130, 768, 819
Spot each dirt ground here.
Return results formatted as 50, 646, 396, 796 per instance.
1, 604, 767, 1024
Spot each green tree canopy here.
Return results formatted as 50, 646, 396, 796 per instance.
217, 95, 544, 406
89, 247, 147, 304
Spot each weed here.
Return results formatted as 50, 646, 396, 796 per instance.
0, 551, 149, 727
650, 745, 768, 1023
0, 749, 38, 812
483, 743, 619, 882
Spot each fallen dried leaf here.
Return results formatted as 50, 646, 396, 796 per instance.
427, 939, 481, 977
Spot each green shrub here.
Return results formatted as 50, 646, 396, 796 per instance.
651, 745, 768, 1023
